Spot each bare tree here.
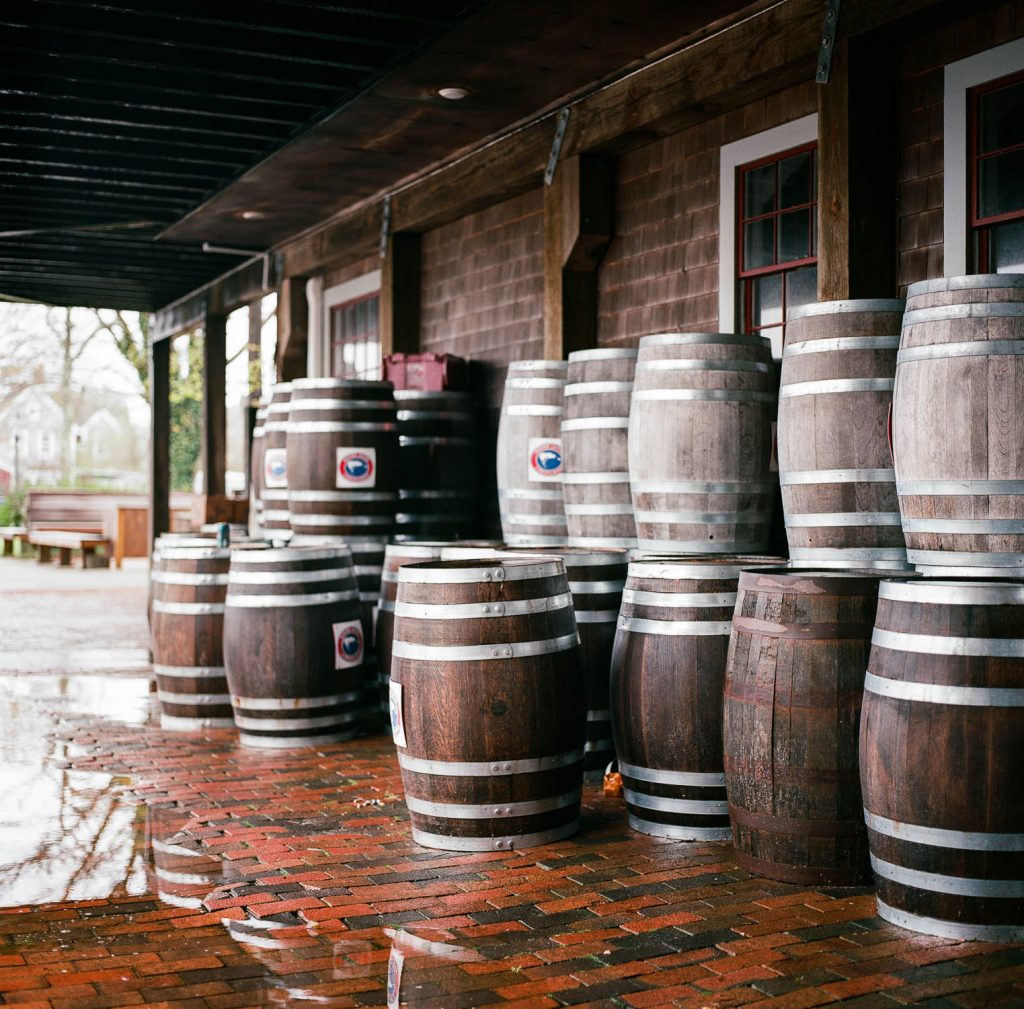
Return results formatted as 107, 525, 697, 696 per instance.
87, 309, 149, 393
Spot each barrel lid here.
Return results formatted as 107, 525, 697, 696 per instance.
229, 544, 353, 565
292, 377, 395, 392
567, 347, 638, 362
506, 359, 568, 371
629, 555, 785, 580
879, 579, 1024, 605
907, 273, 1024, 297
394, 389, 473, 401
398, 556, 565, 584
638, 332, 771, 349
737, 567, 884, 594
786, 299, 905, 321
157, 546, 232, 561
500, 545, 628, 565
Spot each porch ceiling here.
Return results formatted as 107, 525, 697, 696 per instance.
0, 0, 748, 312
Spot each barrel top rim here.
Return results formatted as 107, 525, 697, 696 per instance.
786, 299, 906, 320
291, 377, 394, 392
506, 359, 568, 370
907, 273, 1024, 296
879, 578, 1024, 603
499, 546, 629, 562
629, 556, 785, 578
228, 545, 354, 565
738, 567, 888, 592
567, 347, 639, 361
397, 557, 565, 583
156, 546, 232, 560
638, 332, 771, 348
394, 389, 473, 399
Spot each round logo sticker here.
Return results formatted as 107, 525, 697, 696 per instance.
339, 625, 364, 662
266, 456, 286, 480
530, 442, 562, 475
339, 451, 374, 483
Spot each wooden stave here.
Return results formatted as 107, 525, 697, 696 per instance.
611, 555, 783, 839
893, 275, 1024, 575
391, 557, 586, 850
562, 349, 638, 549
860, 578, 1024, 941
779, 300, 909, 569
150, 546, 235, 730
261, 383, 293, 533
496, 361, 569, 546
249, 405, 267, 533
723, 567, 881, 884
223, 544, 365, 747
628, 334, 778, 554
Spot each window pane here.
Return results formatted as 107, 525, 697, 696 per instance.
743, 163, 775, 217
786, 266, 818, 316
778, 151, 812, 208
979, 149, 1024, 219
748, 273, 783, 330
991, 219, 1024, 272
778, 209, 811, 263
979, 79, 1024, 154
743, 218, 775, 270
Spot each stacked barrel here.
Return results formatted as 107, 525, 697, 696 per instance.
260, 383, 292, 538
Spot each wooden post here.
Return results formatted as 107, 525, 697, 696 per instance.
148, 335, 170, 547
201, 311, 227, 498
244, 300, 263, 494
543, 154, 614, 360
380, 232, 422, 359
276, 277, 308, 382
817, 33, 899, 301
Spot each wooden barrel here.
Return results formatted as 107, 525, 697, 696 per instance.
628, 334, 777, 553
611, 555, 782, 839
779, 300, 909, 570
894, 274, 1024, 575
562, 348, 638, 551
496, 360, 569, 546
438, 540, 505, 561
249, 404, 267, 535
223, 544, 364, 747
861, 579, 1024, 941
500, 546, 627, 772
395, 390, 478, 541
286, 378, 399, 540
150, 544, 235, 731
723, 568, 880, 884
390, 557, 585, 850
348, 536, 387, 724
261, 383, 292, 535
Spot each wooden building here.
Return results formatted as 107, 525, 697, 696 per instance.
1, 1, 1021, 536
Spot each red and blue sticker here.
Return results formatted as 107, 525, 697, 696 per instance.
263, 448, 287, 488
332, 620, 364, 669
528, 437, 563, 482
336, 446, 377, 488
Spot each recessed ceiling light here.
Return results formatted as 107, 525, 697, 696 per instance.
237, 210, 267, 221
437, 86, 470, 101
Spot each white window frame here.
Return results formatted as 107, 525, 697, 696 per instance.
305, 270, 381, 378
718, 114, 818, 342
943, 38, 1024, 277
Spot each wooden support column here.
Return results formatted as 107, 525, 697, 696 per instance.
244, 301, 263, 493
276, 277, 308, 382
817, 32, 900, 301
380, 232, 422, 359
201, 311, 227, 498
148, 336, 170, 547
543, 154, 614, 360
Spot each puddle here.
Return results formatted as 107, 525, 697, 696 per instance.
0, 647, 151, 672
0, 673, 155, 907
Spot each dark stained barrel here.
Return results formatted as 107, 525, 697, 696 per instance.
150, 544, 235, 731
261, 383, 292, 536
395, 390, 478, 541
779, 300, 909, 570
628, 334, 777, 553
390, 557, 585, 850
223, 544, 364, 747
561, 348, 638, 551
723, 568, 880, 885
861, 579, 1024, 941
611, 555, 782, 840
496, 360, 569, 546
501, 546, 628, 772
286, 378, 399, 540
894, 274, 1024, 576
249, 403, 267, 536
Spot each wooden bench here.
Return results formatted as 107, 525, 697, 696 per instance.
29, 530, 111, 568
0, 526, 28, 556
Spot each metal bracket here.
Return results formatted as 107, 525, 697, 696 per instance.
379, 195, 392, 260
544, 108, 571, 186
816, 0, 841, 84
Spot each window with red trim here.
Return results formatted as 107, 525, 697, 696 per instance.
737, 143, 818, 356
970, 70, 1024, 273
330, 293, 381, 379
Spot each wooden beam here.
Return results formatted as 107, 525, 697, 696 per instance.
817, 31, 901, 301
543, 154, 614, 360
201, 311, 227, 498
148, 335, 170, 547
380, 232, 422, 359
276, 277, 308, 382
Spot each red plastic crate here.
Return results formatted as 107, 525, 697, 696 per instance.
383, 353, 467, 391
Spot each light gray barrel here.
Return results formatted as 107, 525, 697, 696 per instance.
249, 404, 267, 535
562, 348, 638, 551
893, 274, 1024, 575
628, 334, 777, 553
260, 383, 292, 535
496, 360, 568, 546
779, 300, 909, 570
223, 544, 364, 747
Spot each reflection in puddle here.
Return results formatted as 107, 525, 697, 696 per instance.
0, 674, 154, 907
147, 806, 236, 910
0, 647, 152, 672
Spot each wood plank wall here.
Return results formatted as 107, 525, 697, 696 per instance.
597, 83, 816, 345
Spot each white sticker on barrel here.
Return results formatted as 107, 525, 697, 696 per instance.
386, 946, 404, 1009
336, 446, 377, 488
389, 679, 407, 748
333, 620, 364, 669
528, 437, 563, 482
264, 448, 287, 488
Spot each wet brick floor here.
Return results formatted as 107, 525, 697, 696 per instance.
1, 557, 1023, 1008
